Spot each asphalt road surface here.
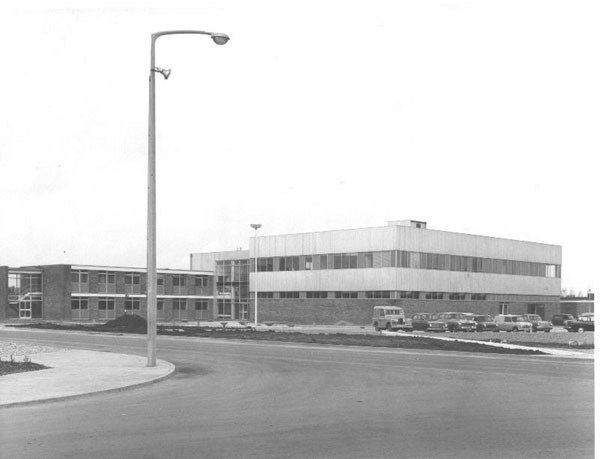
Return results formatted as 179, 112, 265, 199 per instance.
0, 330, 594, 459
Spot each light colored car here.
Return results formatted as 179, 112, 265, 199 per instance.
518, 314, 552, 332
372, 306, 412, 331
493, 314, 532, 332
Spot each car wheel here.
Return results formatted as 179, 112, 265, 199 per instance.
385, 323, 391, 331
544, 329, 551, 333
512, 327, 519, 332
578, 327, 585, 333
373, 322, 379, 331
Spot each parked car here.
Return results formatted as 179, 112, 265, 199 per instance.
493, 314, 533, 332
436, 312, 477, 332
551, 313, 576, 326
518, 314, 552, 332
372, 306, 412, 331
472, 315, 500, 332
410, 313, 447, 332
565, 313, 594, 333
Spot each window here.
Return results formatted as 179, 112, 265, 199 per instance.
258, 257, 274, 272
545, 265, 557, 278
195, 276, 209, 287
425, 292, 443, 300
449, 293, 466, 300
125, 273, 141, 285
98, 272, 116, 284
157, 299, 164, 311
279, 257, 300, 272
258, 292, 274, 299
335, 291, 358, 299
472, 293, 487, 301
399, 291, 420, 299
125, 298, 141, 311
157, 277, 164, 286
98, 297, 115, 310
305, 256, 313, 270
71, 271, 88, 284
364, 253, 374, 268
173, 299, 187, 310
399, 251, 410, 268
71, 298, 88, 310
279, 291, 300, 299
306, 291, 328, 299
195, 300, 209, 311
173, 275, 186, 287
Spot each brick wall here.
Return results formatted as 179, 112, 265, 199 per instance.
42, 265, 72, 320
0, 266, 8, 321
252, 298, 561, 325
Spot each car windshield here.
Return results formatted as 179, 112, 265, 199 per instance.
476, 316, 492, 322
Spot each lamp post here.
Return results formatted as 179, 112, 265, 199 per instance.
147, 30, 229, 367
250, 223, 262, 326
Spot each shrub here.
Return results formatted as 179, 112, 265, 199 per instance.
102, 314, 148, 333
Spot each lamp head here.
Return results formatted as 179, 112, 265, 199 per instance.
211, 33, 230, 45
153, 67, 171, 79
250, 223, 262, 230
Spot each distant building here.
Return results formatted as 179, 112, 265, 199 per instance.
191, 220, 564, 325
560, 291, 594, 315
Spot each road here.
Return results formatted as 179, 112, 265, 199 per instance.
0, 329, 594, 459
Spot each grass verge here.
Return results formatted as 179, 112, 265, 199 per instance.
0, 360, 48, 376
9, 321, 547, 355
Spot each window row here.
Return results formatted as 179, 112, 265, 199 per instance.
252, 291, 490, 300
71, 297, 211, 311
71, 271, 211, 287
253, 251, 560, 278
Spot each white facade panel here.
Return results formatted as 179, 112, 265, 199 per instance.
395, 227, 560, 264
249, 225, 560, 265
253, 269, 560, 296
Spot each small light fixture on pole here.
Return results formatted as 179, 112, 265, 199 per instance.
250, 223, 262, 326
147, 29, 229, 367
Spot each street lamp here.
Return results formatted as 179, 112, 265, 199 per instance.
147, 30, 229, 367
250, 223, 262, 326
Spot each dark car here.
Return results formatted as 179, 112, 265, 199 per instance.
411, 313, 437, 331
472, 315, 500, 332
519, 314, 553, 332
410, 313, 447, 332
565, 313, 594, 333
551, 314, 576, 326
437, 312, 477, 332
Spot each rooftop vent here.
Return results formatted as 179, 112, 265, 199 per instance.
388, 220, 427, 229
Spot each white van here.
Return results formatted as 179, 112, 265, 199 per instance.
372, 306, 412, 331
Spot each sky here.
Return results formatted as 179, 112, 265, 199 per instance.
0, 1, 597, 293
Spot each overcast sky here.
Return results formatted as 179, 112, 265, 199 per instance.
0, 1, 597, 293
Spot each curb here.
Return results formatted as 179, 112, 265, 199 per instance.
0, 360, 176, 409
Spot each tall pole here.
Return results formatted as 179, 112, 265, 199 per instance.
251, 223, 262, 326
147, 34, 158, 367
147, 30, 229, 367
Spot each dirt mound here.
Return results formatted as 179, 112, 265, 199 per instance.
102, 314, 147, 333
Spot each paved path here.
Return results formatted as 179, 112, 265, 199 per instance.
0, 346, 174, 407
